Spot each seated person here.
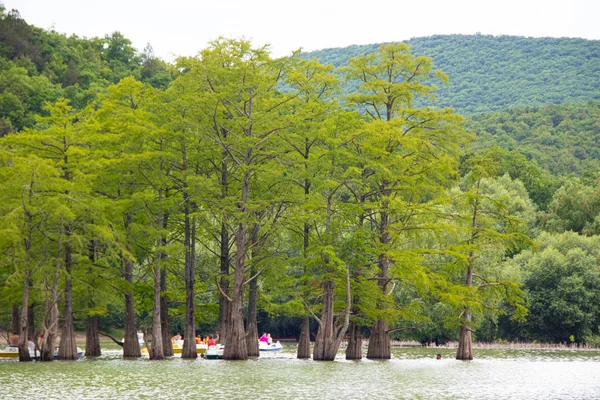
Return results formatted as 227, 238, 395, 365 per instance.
195, 335, 201, 344
171, 332, 182, 345
8, 332, 19, 347
208, 335, 216, 347
267, 333, 273, 345
27, 338, 36, 353
259, 332, 269, 344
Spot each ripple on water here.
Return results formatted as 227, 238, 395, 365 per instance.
0, 348, 599, 399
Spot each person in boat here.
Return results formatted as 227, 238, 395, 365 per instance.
267, 333, 273, 345
8, 332, 19, 347
171, 332, 182, 345
137, 330, 144, 343
27, 337, 36, 353
259, 332, 269, 344
208, 335, 216, 347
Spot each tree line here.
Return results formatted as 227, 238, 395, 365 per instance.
0, 38, 540, 362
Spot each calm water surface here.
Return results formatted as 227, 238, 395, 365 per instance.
1, 346, 599, 399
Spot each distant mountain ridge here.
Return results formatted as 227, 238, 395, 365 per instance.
303, 35, 600, 115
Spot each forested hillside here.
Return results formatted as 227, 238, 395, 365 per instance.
305, 35, 600, 115
467, 102, 600, 175
0, 7, 173, 135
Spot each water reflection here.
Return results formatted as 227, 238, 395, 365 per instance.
1, 347, 599, 399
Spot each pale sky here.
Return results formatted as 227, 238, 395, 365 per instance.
6, 0, 600, 61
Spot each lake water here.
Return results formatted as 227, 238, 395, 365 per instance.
1, 346, 599, 399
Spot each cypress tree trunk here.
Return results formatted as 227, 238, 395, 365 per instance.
150, 253, 164, 360
367, 201, 392, 360
85, 240, 101, 357
366, 319, 391, 359
245, 225, 260, 357
122, 212, 141, 358
11, 305, 19, 334
160, 267, 173, 357
182, 199, 197, 359
123, 254, 141, 357
345, 322, 362, 360
149, 203, 164, 360
27, 303, 35, 342
19, 211, 33, 362
297, 317, 311, 359
217, 144, 230, 343
85, 315, 101, 357
456, 311, 473, 360
218, 223, 230, 343
313, 264, 351, 361
245, 271, 259, 357
313, 281, 338, 361
456, 259, 474, 360
18, 270, 32, 362
297, 212, 312, 359
58, 240, 78, 360
40, 263, 60, 362
223, 223, 248, 360
457, 189, 478, 361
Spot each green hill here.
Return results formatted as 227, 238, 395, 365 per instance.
304, 35, 600, 115
467, 101, 600, 176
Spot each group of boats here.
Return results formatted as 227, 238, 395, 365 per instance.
170, 340, 283, 359
0, 346, 84, 360
1, 339, 282, 360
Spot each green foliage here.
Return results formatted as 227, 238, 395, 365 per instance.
468, 102, 600, 176
511, 232, 600, 343
544, 179, 600, 235
305, 35, 600, 115
0, 7, 174, 135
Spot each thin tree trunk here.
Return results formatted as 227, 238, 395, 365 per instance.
245, 225, 260, 357
19, 205, 33, 362
217, 147, 231, 342
40, 261, 60, 362
27, 303, 35, 342
182, 191, 197, 359
297, 186, 312, 359
11, 305, 19, 335
457, 186, 479, 361
150, 251, 164, 360
218, 223, 230, 342
160, 266, 173, 357
18, 270, 32, 361
150, 200, 165, 360
85, 240, 101, 357
346, 322, 362, 360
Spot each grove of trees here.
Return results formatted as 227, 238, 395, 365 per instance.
1, 7, 600, 363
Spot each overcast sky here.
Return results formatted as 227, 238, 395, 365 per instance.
6, 0, 600, 61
